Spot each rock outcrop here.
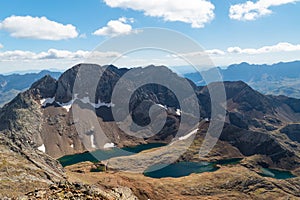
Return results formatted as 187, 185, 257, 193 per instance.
24, 181, 138, 200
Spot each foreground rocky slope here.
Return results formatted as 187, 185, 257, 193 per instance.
65, 162, 300, 200
25, 181, 138, 200
0, 91, 65, 198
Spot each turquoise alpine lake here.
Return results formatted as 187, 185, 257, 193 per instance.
143, 159, 296, 179
143, 158, 243, 178
258, 168, 296, 179
58, 143, 166, 167
143, 162, 218, 178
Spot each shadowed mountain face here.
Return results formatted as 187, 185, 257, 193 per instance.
1, 63, 300, 197
185, 61, 300, 98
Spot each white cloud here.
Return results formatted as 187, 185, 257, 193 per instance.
0, 49, 81, 61
119, 17, 135, 23
0, 15, 78, 40
205, 49, 225, 55
0, 43, 3, 49
0, 50, 37, 60
103, 0, 215, 28
93, 17, 138, 37
89, 51, 122, 58
227, 47, 243, 54
36, 49, 89, 59
227, 42, 300, 54
229, 0, 299, 21
0, 49, 123, 61
0, 49, 124, 74
169, 49, 225, 58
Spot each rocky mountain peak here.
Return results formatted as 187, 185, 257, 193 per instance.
30, 75, 57, 99
54, 63, 122, 103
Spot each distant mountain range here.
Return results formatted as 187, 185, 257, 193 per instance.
184, 61, 300, 99
0, 70, 61, 107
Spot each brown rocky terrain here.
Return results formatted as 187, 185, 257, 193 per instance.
24, 181, 138, 200
0, 91, 65, 198
64, 161, 300, 200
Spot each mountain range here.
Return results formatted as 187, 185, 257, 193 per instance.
185, 61, 300, 99
1, 61, 299, 108
0, 63, 300, 199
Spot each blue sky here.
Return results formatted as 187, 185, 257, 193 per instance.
0, 0, 300, 73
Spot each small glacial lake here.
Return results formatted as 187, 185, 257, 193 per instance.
58, 143, 166, 167
143, 158, 242, 178
258, 168, 296, 179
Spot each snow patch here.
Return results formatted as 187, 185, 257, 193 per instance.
178, 129, 198, 141
90, 134, 96, 148
157, 104, 167, 110
103, 143, 115, 149
70, 144, 74, 148
57, 100, 74, 112
92, 101, 115, 109
40, 93, 115, 112
176, 109, 181, 116
81, 96, 90, 104
55, 96, 114, 112
37, 144, 46, 153
40, 97, 55, 107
